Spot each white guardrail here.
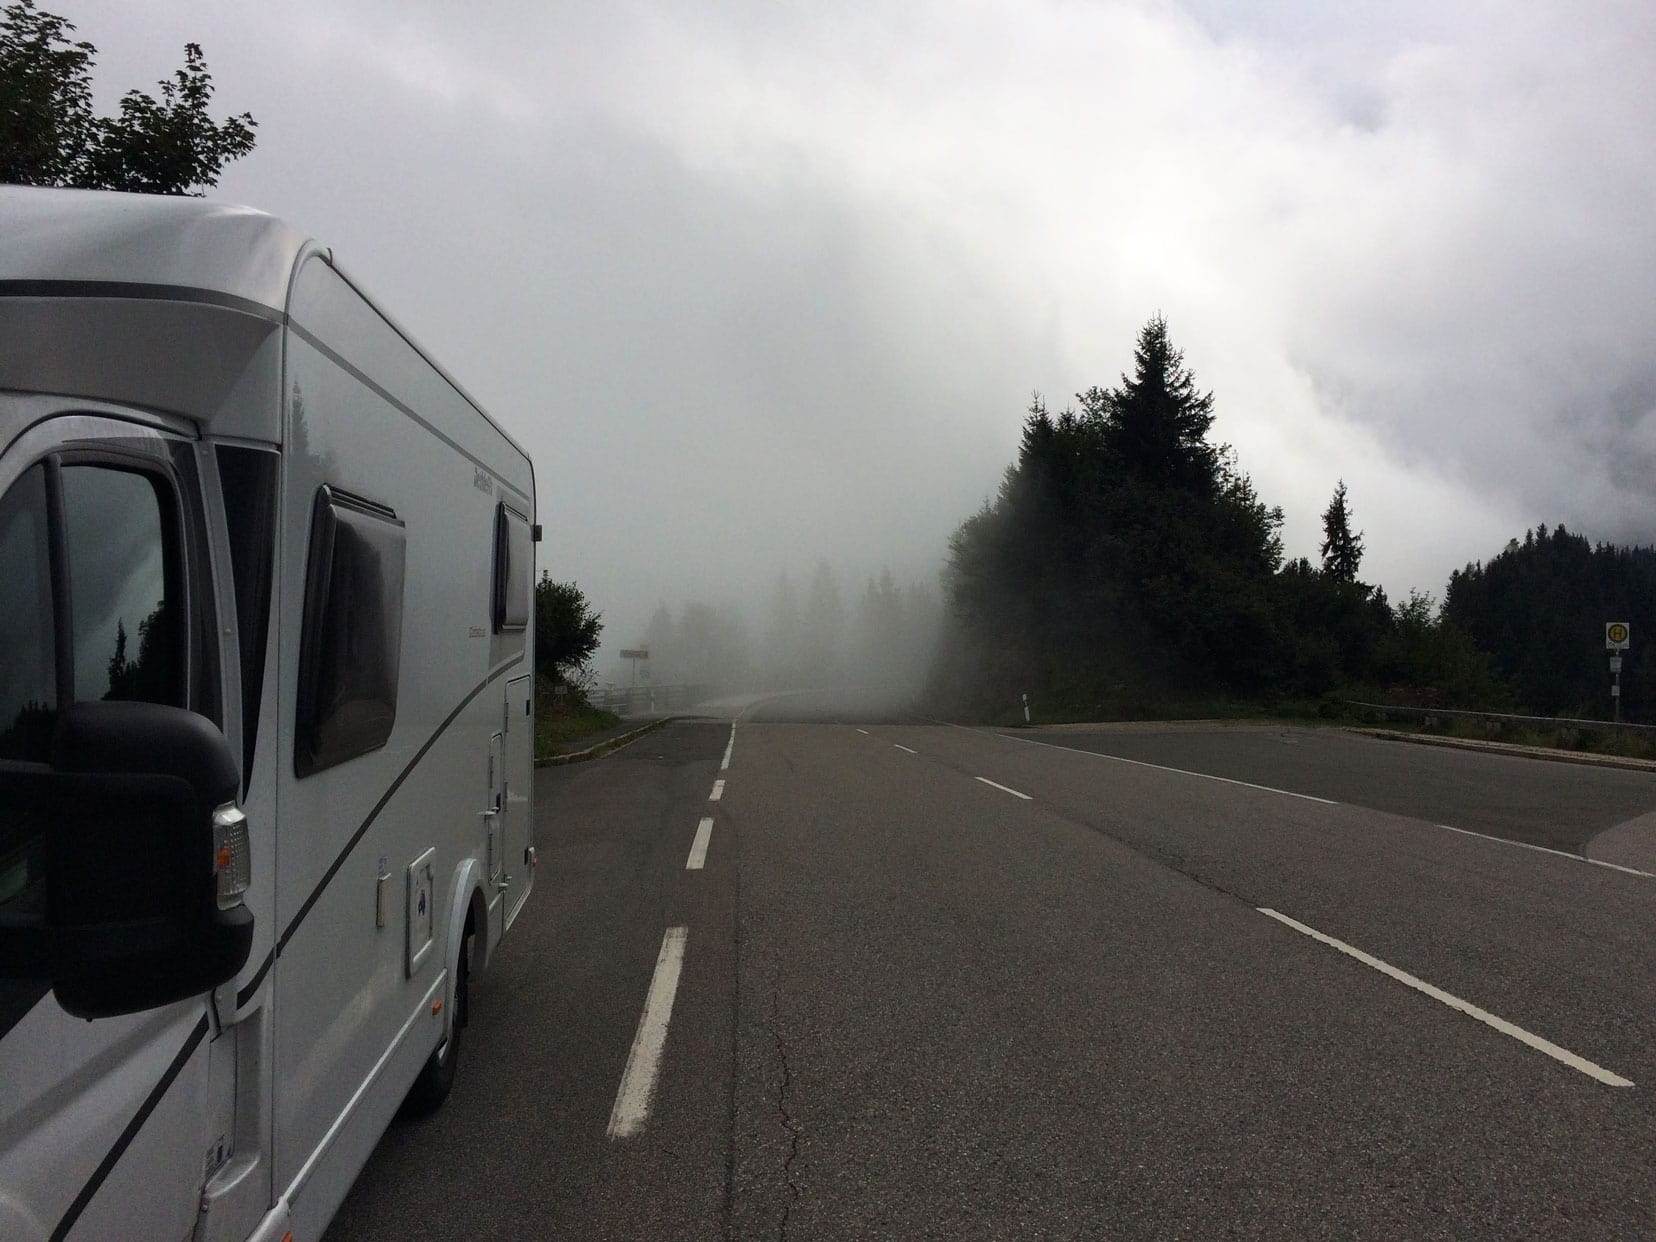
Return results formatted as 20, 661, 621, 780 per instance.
591, 684, 711, 714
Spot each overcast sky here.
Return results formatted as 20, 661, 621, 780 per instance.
69, 0, 1656, 667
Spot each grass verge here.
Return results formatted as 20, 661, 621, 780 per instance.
534, 699, 622, 758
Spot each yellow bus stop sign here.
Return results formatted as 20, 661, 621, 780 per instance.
1606, 622, 1630, 650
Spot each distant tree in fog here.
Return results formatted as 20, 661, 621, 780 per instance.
765, 572, 803, 687
854, 569, 903, 682
901, 580, 943, 675
659, 602, 752, 686
802, 559, 846, 685
631, 603, 675, 682
851, 569, 944, 691
620, 600, 753, 691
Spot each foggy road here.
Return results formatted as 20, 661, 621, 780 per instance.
328, 711, 1656, 1240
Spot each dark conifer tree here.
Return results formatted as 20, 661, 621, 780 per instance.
936, 315, 1287, 714
1319, 480, 1364, 583
1091, 315, 1220, 497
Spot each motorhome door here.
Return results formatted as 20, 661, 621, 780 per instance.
501, 673, 532, 927
486, 728, 504, 938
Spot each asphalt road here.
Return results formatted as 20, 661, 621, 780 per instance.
1015, 722, 1656, 852
328, 712, 1656, 1240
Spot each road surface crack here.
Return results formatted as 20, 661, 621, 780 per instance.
767, 984, 803, 1241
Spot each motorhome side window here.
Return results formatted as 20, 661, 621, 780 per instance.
295, 486, 407, 777
493, 502, 531, 632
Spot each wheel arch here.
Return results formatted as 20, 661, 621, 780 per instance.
441, 859, 488, 1044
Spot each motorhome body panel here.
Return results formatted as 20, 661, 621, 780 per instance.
0, 296, 283, 443
0, 187, 308, 311
269, 255, 532, 1219
0, 995, 210, 1241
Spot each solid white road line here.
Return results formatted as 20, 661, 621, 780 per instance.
1437, 823, 1655, 879
686, 817, 713, 870
1004, 734, 1337, 805
920, 714, 984, 733
975, 776, 1032, 801
1006, 734, 1647, 877
720, 724, 735, 771
709, 779, 725, 801
856, 728, 870, 735
894, 744, 918, 754
607, 927, 691, 1138
1258, 908, 1634, 1088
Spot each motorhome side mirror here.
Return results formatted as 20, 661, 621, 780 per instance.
0, 702, 253, 1019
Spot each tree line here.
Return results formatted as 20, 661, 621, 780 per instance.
929, 316, 1644, 724
623, 562, 942, 693
1445, 528, 1655, 720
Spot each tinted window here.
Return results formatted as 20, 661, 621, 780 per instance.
62, 465, 179, 707
0, 467, 53, 940
0, 466, 55, 764
494, 503, 531, 632
217, 444, 279, 783
296, 487, 406, 777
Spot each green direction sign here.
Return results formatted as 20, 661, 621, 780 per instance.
1606, 622, 1631, 651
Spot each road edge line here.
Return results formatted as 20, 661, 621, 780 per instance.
1258, 908, 1633, 1088
1002, 733, 1337, 805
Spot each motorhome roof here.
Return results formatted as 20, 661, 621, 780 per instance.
0, 186, 315, 313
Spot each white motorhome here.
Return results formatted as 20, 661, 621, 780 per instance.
0, 188, 537, 1241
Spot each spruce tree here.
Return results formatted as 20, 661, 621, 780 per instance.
1319, 480, 1364, 583
1092, 315, 1220, 497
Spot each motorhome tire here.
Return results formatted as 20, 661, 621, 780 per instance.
403, 920, 472, 1117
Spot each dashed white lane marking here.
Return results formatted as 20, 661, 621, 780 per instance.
607, 927, 690, 1138
709, 779, 724, 801
1004, 735, 1337, 805
1258, 908, 1634, 1088
720, 724, 735, 771
1437, 824, 1655, 879
894, 744, 918, 754
855, 728, 870, 735
686, 817, 713, 870
975, 776, 1032, 801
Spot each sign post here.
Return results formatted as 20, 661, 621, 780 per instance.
1606, 623, 1630, 725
